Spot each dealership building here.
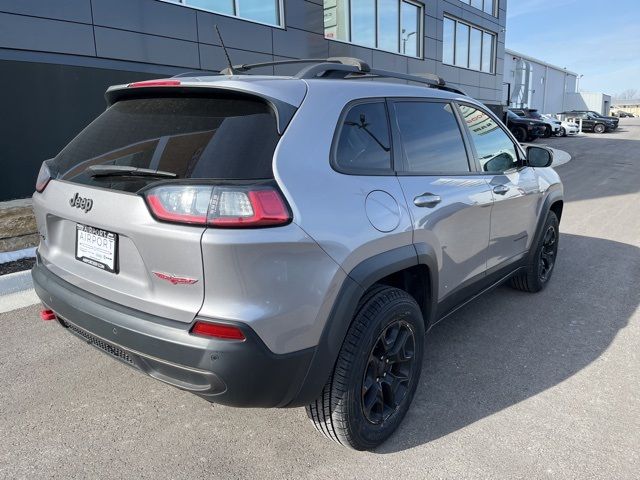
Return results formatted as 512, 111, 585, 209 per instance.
0, 0, 508, 203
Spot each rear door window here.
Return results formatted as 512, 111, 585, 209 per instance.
52, 95, 280, 192
393, 101, 470, 174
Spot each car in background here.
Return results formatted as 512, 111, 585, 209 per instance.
554, 117, 580, 136
510, 108, 561, 138
615, 111, 634, 118
506, 110, 547, 142
559, 111, 617, 134
562, 110, 619, 129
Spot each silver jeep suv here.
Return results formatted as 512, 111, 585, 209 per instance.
32, 58, 563, 450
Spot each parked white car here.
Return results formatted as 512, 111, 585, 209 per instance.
548, 116, 580, 136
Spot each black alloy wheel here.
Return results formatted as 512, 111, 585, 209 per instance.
362, 320, 416, 425
538, 224, 558, 283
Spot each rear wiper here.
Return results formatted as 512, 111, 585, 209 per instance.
88, 165, 177, 178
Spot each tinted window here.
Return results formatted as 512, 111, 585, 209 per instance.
394, 101, 470, 173
335, 102, 391, 172
458, 104, 519, 173
53, 96, 280, 192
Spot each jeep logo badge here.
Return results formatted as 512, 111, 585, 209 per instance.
69, 193, 93, 213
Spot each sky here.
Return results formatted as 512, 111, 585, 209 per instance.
506, 0, 640, 97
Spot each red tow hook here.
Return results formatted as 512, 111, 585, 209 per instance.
40, 309, 56, 321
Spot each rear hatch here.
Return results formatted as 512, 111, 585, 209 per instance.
33, 86, 295, 323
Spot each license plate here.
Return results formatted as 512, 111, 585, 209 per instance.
75, 224, 118, 273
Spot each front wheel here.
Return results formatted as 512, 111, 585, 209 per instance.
513, 126, 527, 142
594, 123, 606, 134
559, 127, 567, 137
306, 286, 425, 450
543, 126, 552, 138
510, 211, 559, 293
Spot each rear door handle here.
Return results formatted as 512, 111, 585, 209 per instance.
414, 193, 441, 208
493, 185, 510, 195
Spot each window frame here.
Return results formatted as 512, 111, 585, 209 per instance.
160, 0, 285, 29
454, 101, 527, 174
330, 98, 396, 176
388, 98, 477, 176
443, 15, 497, 74
324, 0, 425, 59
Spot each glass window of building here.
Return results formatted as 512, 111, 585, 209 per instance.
443, 17, 455, 65
166, 0, 281, 27
443, 16, 496, 73
459, 0, 497, 16
455, 22, 469, 68
324, 0, 424, 58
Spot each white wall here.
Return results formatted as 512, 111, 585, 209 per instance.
503, 50, 578, 114
565, 92, 613, 115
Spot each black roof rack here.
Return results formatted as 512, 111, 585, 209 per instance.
217, 57, 465, 95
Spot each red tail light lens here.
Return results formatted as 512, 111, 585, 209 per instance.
35, 161, 53, 193
128, 79, 181, 88
144, 184, 291, 228
191, 321, 246, 341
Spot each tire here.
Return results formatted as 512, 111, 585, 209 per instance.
513, 126, 527, 142
594, 123, 606, 134
543, 126, 552, 138
510, 211, 559, 293
559, 127, 567, 137
306, 286, 425, 450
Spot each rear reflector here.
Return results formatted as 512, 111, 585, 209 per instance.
128, 79, 181, 88
191, 321, 246, 341
40, 309, 56, 321
35, 161, 53, 193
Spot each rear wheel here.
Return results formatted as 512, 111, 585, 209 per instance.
510, 211, 559, 293
594, 123, 606, 134
306, 286, 425, 450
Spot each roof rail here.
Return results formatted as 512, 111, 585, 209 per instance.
216, 56, 465, 95
219, 57, 370, 76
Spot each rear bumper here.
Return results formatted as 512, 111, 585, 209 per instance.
32, 261, 314, 408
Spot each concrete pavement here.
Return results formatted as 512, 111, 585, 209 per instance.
1, 119, 639, 479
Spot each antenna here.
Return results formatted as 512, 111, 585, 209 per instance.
215, 25, 235, 75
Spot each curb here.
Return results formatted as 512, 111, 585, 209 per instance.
0, 269, 34, 295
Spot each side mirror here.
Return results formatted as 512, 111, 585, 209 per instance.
527, 146, 553, 168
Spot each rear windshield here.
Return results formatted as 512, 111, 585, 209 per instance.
53, 95, 280, 192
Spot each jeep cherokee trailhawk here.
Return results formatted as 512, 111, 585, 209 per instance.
32, 58, 563, 450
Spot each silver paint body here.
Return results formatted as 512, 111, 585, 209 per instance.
32, 75, 563, 355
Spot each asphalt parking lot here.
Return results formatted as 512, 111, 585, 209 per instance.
1, 119, 639, 479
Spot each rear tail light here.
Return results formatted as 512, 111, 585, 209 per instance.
143, 184, 291, 228
191, 321, 246, 341
35, 161, 53, 193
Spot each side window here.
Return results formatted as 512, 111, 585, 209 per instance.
458, 104, 519, 173
393, 101, 470, 173
334, 102, 391, 173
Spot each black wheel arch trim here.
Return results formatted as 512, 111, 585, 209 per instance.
288, 244, 438, 406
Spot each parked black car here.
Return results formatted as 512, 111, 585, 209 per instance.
510, 108, 561, 138
615, 111, 634, 118
560, 110, 618, 133
505, 110, 547, 142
